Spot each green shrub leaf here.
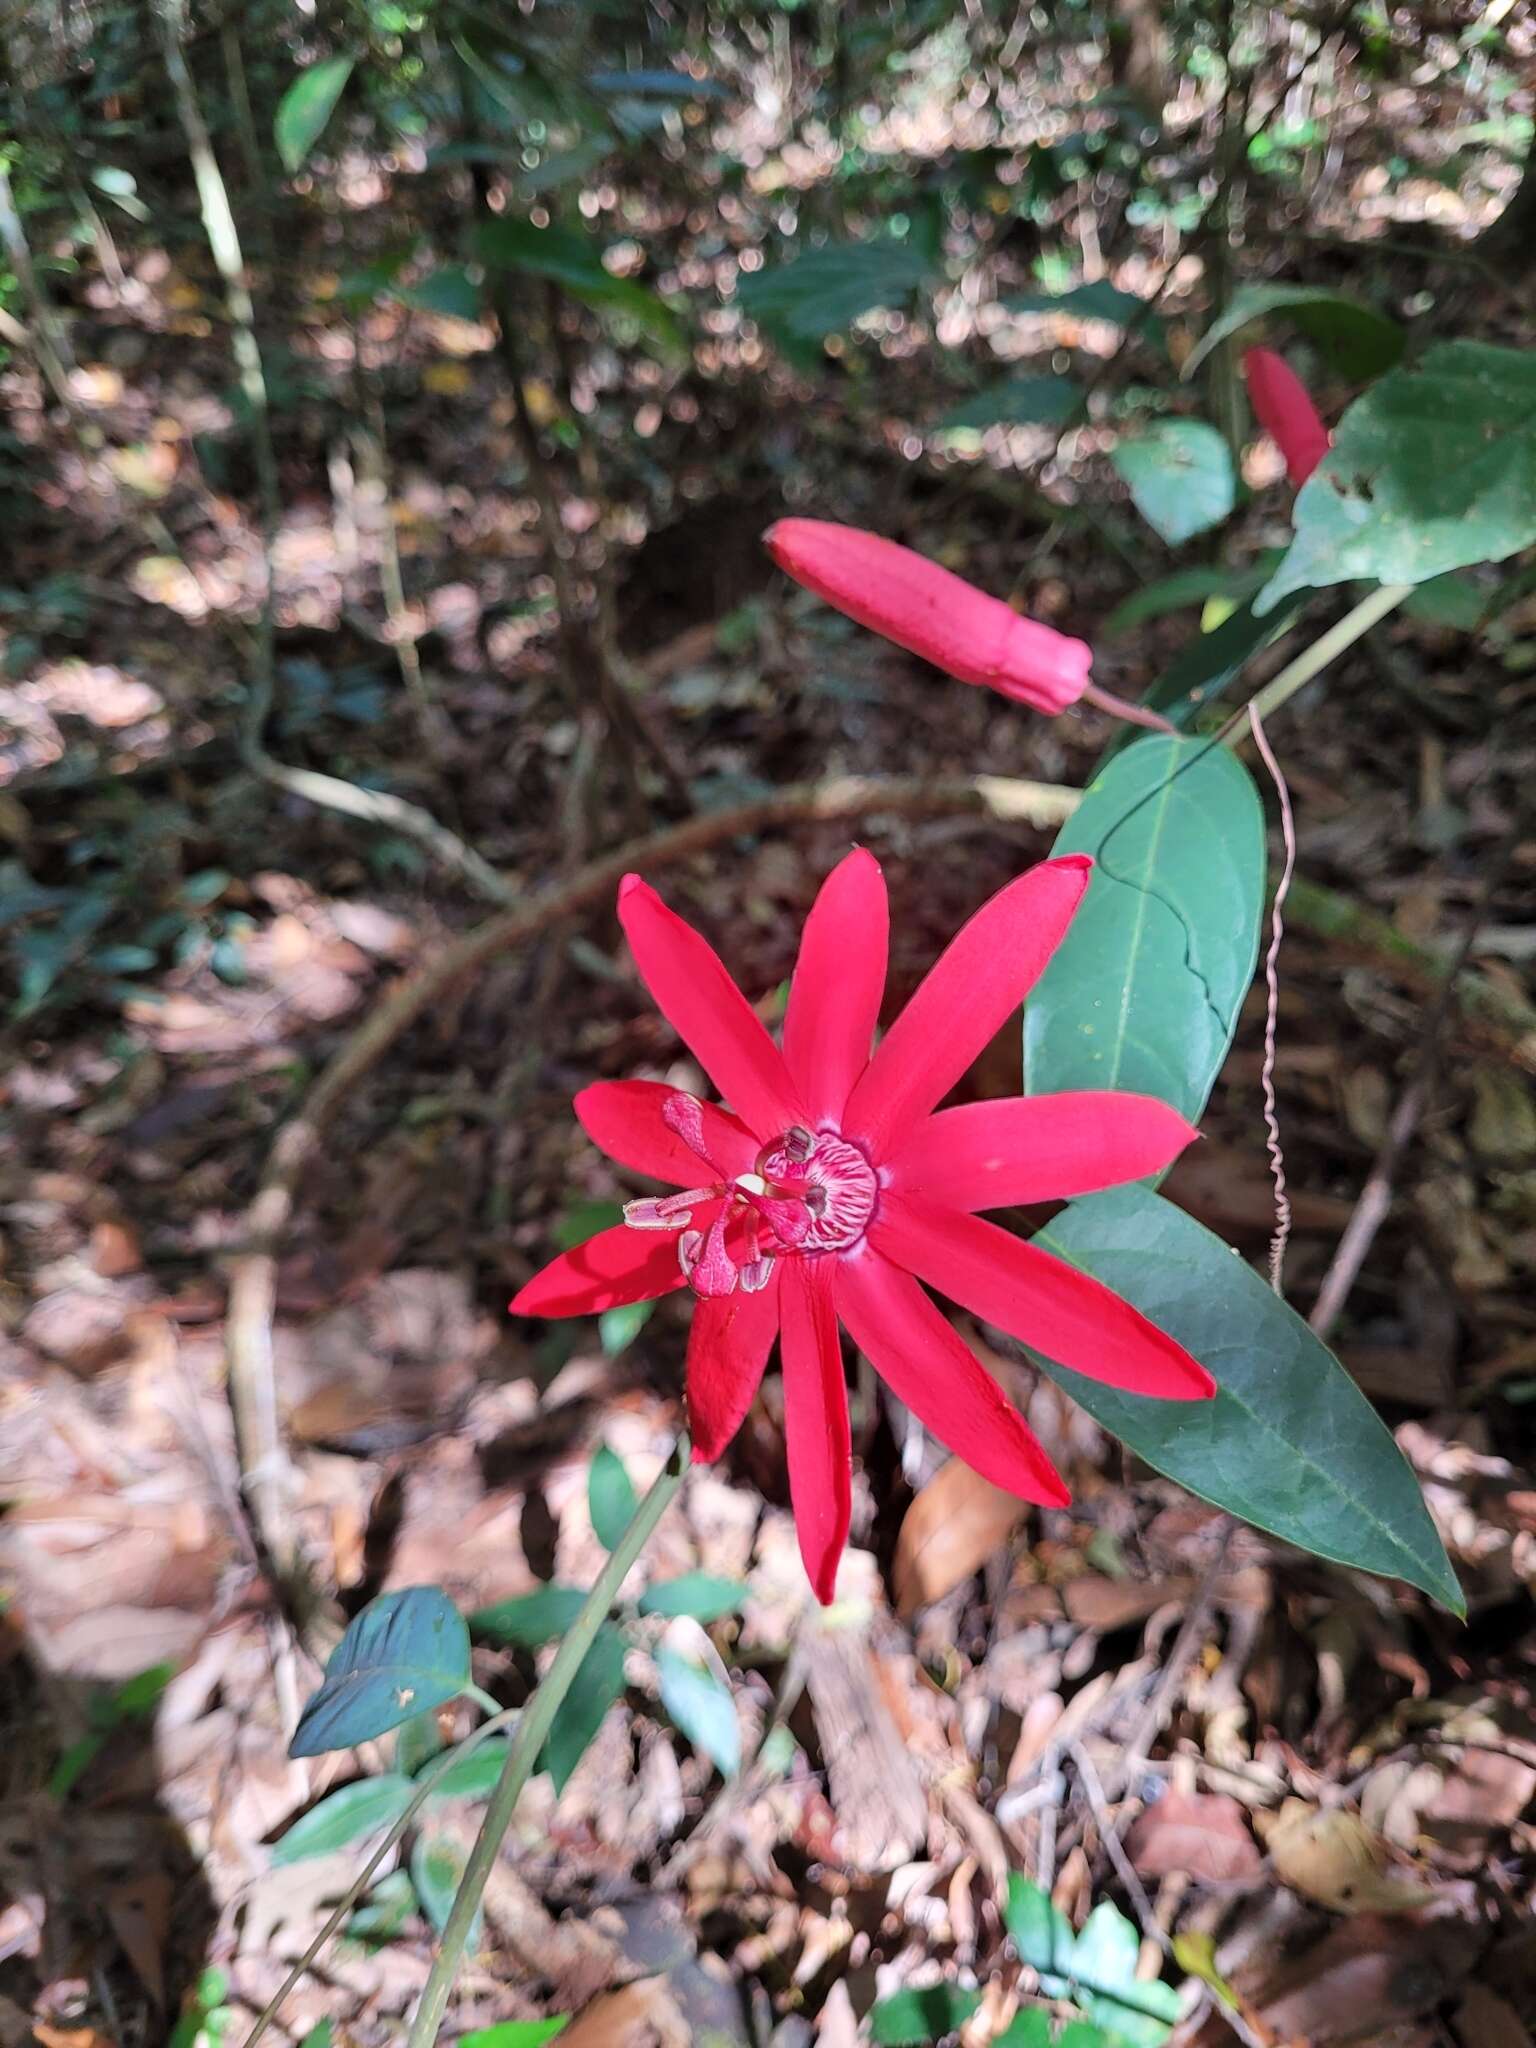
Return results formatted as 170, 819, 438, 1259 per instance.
289, 1588, 471, 1757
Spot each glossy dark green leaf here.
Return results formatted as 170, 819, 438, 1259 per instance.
1006, 280, 1151, 327
1031, 1185, 1463, 1612
1024, 736, 1264, 1125
423, 1736, 511, 1802
459, 2020, 571, 2048
272, 1775, 415, 1864
475, 218, 681, 348
736, 239, 935, 340
638, 1573, 747, 1622
655, 1648, 740, 1777
1259, 342, 1536, 613
935, 376, 1080, 432
869, 1985, 981, 2045
1183, 282, 1403, 380
589, 1444, 638, 1549
471, 1585, 586, 1647
390, 267, 482, 322
539, 1625, 627, 1793
1112, 421, 1235, 546
1108, 585, 1311, 745
411, 1829, 475, 1942
290, 1587, 471, 1757
275, 55, 355, 174
1102, 563, 1272, 638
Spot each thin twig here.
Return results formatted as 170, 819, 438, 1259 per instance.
1248, 704, 1295, 1294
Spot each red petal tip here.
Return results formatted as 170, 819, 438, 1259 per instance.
617, 871, 647, 900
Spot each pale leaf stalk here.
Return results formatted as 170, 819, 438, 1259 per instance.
404, 1436, 690, 2048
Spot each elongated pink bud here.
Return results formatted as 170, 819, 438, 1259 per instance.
764, 518, 1092, 714
1243, 347, 1331, 488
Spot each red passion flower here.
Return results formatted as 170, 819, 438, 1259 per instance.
511, 851, 1215, 1602
764, 518, 1093, 715
1243, 346, 1331, 489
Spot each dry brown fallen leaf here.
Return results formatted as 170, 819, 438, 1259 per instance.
1125, 1789, 1263, 1884
1258, 1799, 1440, 1913
892, 1456, 1027, 1614
557, 1977, 689, 2048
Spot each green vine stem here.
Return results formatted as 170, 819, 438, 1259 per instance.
1236, 581, 1414, 734
404, 1436, 691, 2047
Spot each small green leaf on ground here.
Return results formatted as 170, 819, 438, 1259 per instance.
869, 1985, 981, 2044
589, 1444, 639, 1548
655, 1647, 740, 1777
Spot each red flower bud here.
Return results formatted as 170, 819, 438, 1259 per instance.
764, 518, 1092, 714
1243, 347, 1331, 489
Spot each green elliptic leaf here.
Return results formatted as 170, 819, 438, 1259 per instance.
599, 1296, 656, 1355
1103, 563, 1272, 638
935, 375, 1080, 433
289, 1587, 472, 1757
1005, 1876, 1076, 1998
1006, 280, 1151, 327
539, 1625, 627, 1793
736, 238, 935, 341
1112, 421, 1235, 546
1069, 1901, 1178, 2046
271, 1775, 415, 1864
638, 1572, 747, 1622
423, 1735, 511, 1803
1106, 585, 1312, 748
1024, 735, 1264, 1126
1183, 282, 1403, 381
459, 2020, 571, 2048
471, 1585, 587, 1648
989, 2013, 1055, 2048
275, 55, 355, 174
475, 217, 681, 348
389, 266, 482, 322
869, 1985, 982, 2045
411, 1829, 475, 1942
589, 1444, 639, 1549
394, 1706, 445, 1777
1257, 342, 1536, 614
1030, 1185, 1463, 1613
298, 2025, 334, 2048
655, 1648, 740, 1777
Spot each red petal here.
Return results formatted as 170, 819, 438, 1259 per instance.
765, 520, 1091, 714
576, 1080, 758, 1184
510, 1218, 696, 1318
834, 1248, 1068, 1505
618, 876, 805, 1137
783, 848, 889, 1127
687, 1274, 782, 1461
780, 1259, 851, 1604
873, 1194, 1215, 1399
888, 1092, 1197, 1210
1243, 347, 1331, 489
842, 856, 1092, 1157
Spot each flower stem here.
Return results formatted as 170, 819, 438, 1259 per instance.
1234, 581, 1413, 736
403, 1435, 690, 2048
